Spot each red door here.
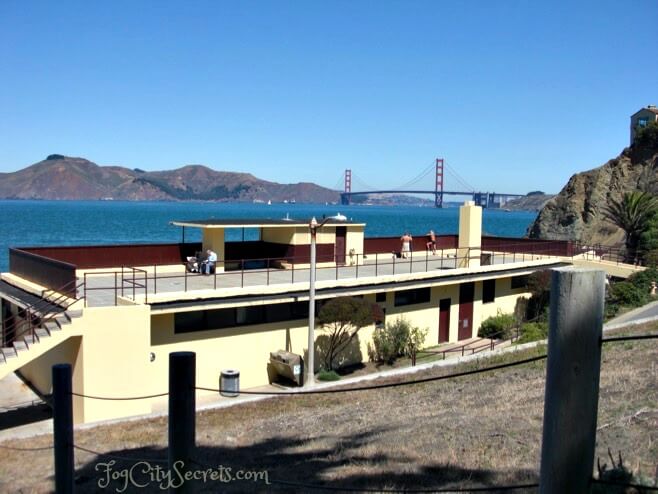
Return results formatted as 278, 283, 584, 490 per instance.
458, 282, 474, 340
438, 298, 450, 343
335, 227, 347, 265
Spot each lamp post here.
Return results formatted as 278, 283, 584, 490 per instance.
306, 215, 344, 387
306, 217, 319, 387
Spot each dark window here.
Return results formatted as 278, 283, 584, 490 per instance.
483, 279, 496, 304
376, 292, 386, 303
511, 275, 529, 290
394, 287, 431, 307
174, 301, 310, 334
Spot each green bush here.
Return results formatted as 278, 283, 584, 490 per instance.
478, 311, 516, 340
368, 317, 412, 364
609, 281, 649, 308
515, 322, 548, 345
317, 370, 341, 382
626, 266, 658, 293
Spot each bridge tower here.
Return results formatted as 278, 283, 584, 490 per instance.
434, 159, 444, 208
342, 169, 352, 205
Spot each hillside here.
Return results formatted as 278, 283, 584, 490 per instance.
0, 323, 654, 492
504, 193, 554, 212
0, 155, 341, 203
528, 139, 658, 245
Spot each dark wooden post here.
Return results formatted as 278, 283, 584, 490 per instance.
539, 268, 605, 493
168, 352, 196, 493
53, 363, 74, 494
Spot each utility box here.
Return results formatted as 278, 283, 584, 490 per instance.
268, 350, 303, 386
220, 369, 240, 397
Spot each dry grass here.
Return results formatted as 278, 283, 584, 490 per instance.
0, 323, 656, 493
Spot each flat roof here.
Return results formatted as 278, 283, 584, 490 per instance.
170, 217, 365, 229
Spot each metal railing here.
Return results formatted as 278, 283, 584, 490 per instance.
1, 279, 85, 356
76, 246, 561, 305
416, 326, 523, 363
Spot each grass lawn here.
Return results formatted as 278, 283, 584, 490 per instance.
0, 323, 656, 493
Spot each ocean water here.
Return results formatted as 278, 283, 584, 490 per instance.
0, 200, 537, 271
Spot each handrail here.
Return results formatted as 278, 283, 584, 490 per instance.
1, 279, 85, 351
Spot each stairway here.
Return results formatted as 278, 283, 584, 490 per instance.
0, 310, 83, 379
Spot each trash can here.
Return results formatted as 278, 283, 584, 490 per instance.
220, 369, 240, 397
268, 350, 303, 386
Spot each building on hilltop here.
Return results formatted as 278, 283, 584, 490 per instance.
630, 105, 658, 144
0, 202, 632, 424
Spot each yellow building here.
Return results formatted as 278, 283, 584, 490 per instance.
0, 205, 571, 424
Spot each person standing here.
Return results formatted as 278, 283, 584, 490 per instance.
426, 230, 437, 255
400, 233, 412, 259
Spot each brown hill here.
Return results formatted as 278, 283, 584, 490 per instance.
0, 155, 341, 203
528, 145, 658, 246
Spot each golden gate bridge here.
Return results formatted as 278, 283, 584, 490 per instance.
339, 159, 526, 208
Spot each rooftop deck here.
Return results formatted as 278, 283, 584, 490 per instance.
3, 234, 629, 311
75, 248, 563, 307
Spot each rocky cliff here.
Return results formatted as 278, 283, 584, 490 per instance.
528, 146, 658, 246
0, 155, 341, 203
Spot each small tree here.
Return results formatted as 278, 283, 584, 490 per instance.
317, 297, 378, 371
405, 325, 428, 366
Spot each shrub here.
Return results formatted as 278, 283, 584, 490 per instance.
515, 321, 548, 345
478, 311, 516, 340
609, 281, 648, 308
368, 317, 412, 364
317, 370, 341, 382
626, 266, 658, 293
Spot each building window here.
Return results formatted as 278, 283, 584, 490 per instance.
174, 301, 310, 334
637, 118, 648, 127
511, 275, 529, 290
394, 287, 431, 307
376, 292, 386, 303
483, 279, 496, 304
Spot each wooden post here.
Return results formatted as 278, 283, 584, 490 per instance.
168, 352, 196, 493
53, 363, 74, 494
539, 267, 605, 493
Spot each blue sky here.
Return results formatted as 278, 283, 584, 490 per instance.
1, 1, 656, 194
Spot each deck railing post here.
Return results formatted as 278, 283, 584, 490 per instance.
393, 253, 396, 275
154, 265, 157, 294
425, 249, 428, 272
375, 253, 378, 277
291, 261, 295, 284
184, 266, 188, 292
241, 260, 244, 288
53, 363, 74, 494
539, 268, 604, 494
356, 254, 359, 278
113, 273, 117, 306
168, 352, 196, 494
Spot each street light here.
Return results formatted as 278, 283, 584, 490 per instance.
306, 215, 345, 387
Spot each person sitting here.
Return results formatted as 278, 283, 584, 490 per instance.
201, 249, 218, 275
185, 256, 199, 273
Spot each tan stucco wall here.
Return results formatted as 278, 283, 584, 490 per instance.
202, 228, 225, 272
346, 226, 365, 265
79, 305, 153, 423
20, 336, 85, 423
479, 278, 531, 324
261, 226, 296, 245
458, 202, 482, 268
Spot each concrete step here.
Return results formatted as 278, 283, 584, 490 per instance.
54, 315, 71, 328
34, 328, 50, 339
66, 309, 83, 319
23, 334, 39, 345
12, 341, 28, 353
44, 321, 61, 333
1, 348, 17, 360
